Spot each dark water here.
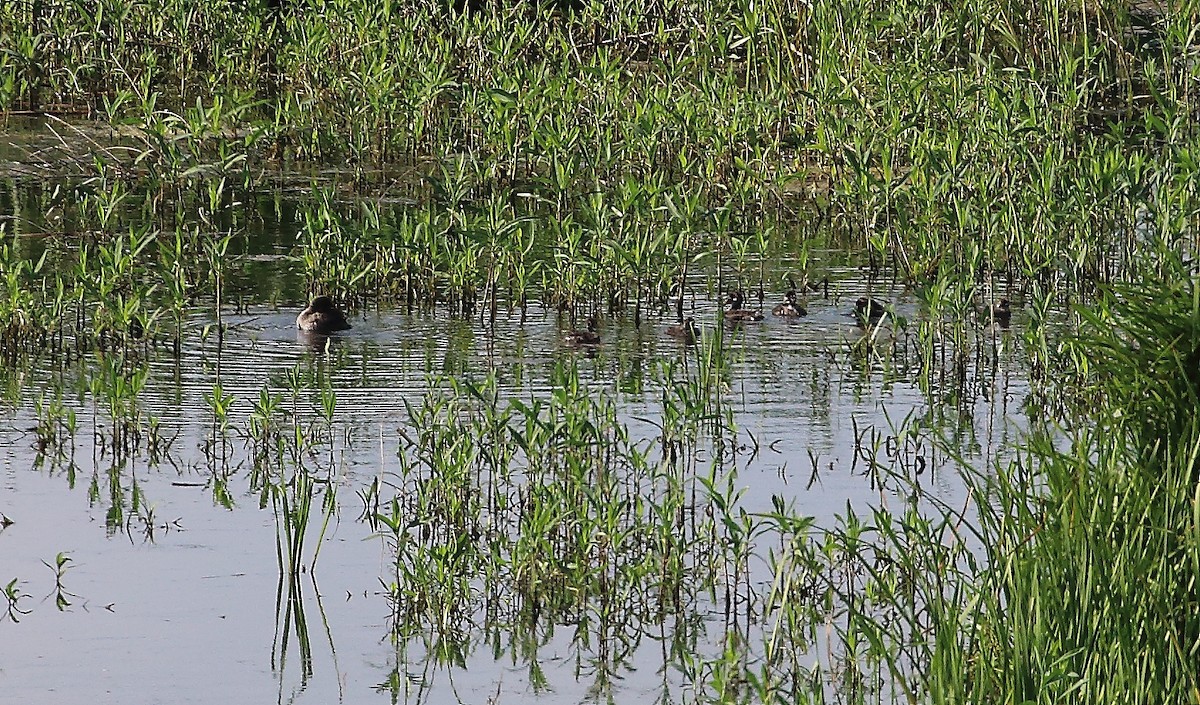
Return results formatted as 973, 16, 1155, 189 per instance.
0, 120, 1027, 704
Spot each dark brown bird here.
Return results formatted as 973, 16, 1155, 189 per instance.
988, 298, 1012, 327
725, 290, 764, 323
853, 297, 888, 325
666, 317, 700, 343
296, 296, 351, 333
772, 290, 807, 318
564, 316, 601, 345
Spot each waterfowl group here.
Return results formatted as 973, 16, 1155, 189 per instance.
295, 290, 1013, 346
297, 296, 351, 333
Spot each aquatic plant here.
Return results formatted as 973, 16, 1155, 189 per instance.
2, 578, 31, 623
42, 552, 75, 611
5, 0, 1191, 307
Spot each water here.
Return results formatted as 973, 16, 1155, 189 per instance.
0, 121, 1027, 704
0, 306, 1024, 704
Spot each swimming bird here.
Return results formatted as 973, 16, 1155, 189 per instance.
772, 289, 807, 318
725, 290, 764, 322
296, 296, 351, 333
564, 316, 601, 345
987, 298, 1012, 327
853, 297, 888, 325
666, 317, 700, 343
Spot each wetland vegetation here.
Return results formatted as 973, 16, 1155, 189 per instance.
1, 0, 1198, 702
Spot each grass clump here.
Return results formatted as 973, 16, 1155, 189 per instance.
923, 259, 1200, 703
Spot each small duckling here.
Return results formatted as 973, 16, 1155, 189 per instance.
564, 316, 601, 345
296, 296, 351, 333
772, 289, 807, 318
666, 317, 700, 343
853, 297, 888, 325
725, 290, 764, 322
987, 298, 1012, 327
